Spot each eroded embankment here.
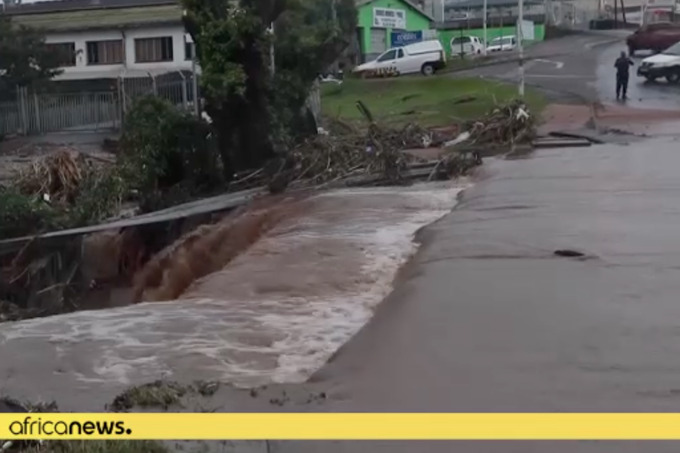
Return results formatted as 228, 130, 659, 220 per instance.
131, 192, 311, 303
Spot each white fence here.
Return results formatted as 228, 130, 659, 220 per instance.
119, 71, 200, 115
0, 87, 120, 136
0, 71, 322, 137
305, 80, 322, 127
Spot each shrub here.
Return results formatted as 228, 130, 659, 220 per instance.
66, 167, 127, 227
0, 187, 60, 238
119, 97, 223, 197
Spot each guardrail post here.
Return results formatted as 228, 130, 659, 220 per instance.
33, 91, 41, 134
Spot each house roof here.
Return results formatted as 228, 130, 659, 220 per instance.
356, 0, 436, 22
2, 0, 183, 32
2, 0, 177, 15
449, 0, 542, 8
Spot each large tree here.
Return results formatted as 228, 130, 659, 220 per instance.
272, 0, 357, 136
182, 0, 284, 177
0, 16, 63, 93
182, 0, 357, 177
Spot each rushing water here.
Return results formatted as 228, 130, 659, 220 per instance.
0, 182, 467, 400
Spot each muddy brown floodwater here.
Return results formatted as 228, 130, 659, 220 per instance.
0, 181, 467, 410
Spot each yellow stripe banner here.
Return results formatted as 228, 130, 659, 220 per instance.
4, 414, 680, 440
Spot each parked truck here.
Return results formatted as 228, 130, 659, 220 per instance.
626, 22, 680, 55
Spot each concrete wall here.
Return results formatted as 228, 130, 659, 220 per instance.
45, 24, 192, 80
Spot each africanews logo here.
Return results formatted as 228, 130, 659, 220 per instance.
8, 416, 132, 436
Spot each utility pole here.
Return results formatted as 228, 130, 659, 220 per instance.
518, 0, 525, 97
483, 0, 488, 55
614, 0, 618, 28
191, 45, 199, 118
270, 22, 275, 75
331, 0, 339, 74
440, 0, 445, 21
620, 0, 627, 25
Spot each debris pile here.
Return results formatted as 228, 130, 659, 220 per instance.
15, 150, 86, 204
12, 148, 116, 206
283, 121, 426, 186
233, 101, 458, 194
0, 236, 84, 323
233, 100, 539, 194
466, 99, 536, 146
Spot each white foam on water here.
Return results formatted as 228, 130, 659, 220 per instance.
0, 181, 468, 389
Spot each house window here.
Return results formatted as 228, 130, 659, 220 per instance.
86, 40, 124, 65
134, 36, 173, 63
46, 42, 76, 67
184, 35, 194, 61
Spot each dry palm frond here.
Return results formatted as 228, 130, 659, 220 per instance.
16, 149, 86, 204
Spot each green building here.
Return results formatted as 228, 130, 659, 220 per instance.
356, 0, 435, 61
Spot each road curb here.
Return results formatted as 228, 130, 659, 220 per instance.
446, 53, 570, 74
445, 58, 518, 73
586, 37, 625, 49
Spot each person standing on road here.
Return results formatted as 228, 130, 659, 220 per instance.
615, 51, 634, 101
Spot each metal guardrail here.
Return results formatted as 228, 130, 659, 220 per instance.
0, 187, 265, 253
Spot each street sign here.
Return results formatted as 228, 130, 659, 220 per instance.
518, 19, 535, 40
391, 30, 423, 47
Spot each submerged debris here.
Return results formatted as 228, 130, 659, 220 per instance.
109, 380, 189, 412
433, 151, 482, 180
109, 380, 222, 412
554, 249, 586, 258
194, 380, 220, 397
0, 397, 58, 453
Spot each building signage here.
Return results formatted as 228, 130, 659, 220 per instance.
373, 7, 407, 29
645, 0, 676, 9
422, 29, 438, 40
391, 30, 423, 47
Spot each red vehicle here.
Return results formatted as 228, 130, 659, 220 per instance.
627, 22, 680, 55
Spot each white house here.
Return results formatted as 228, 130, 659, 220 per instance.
3, 0, 195, 81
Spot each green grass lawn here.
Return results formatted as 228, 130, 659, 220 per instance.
321, 76, 546, 128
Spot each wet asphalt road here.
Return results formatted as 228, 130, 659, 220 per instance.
452, 34, 613, 103
455, 32, 680, 109
597, 45, 680, 109
273, 136, 680, 453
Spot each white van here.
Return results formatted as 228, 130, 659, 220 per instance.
353, 40, 446, 77
487, 35, 517, 52
450, 35, 484, 56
